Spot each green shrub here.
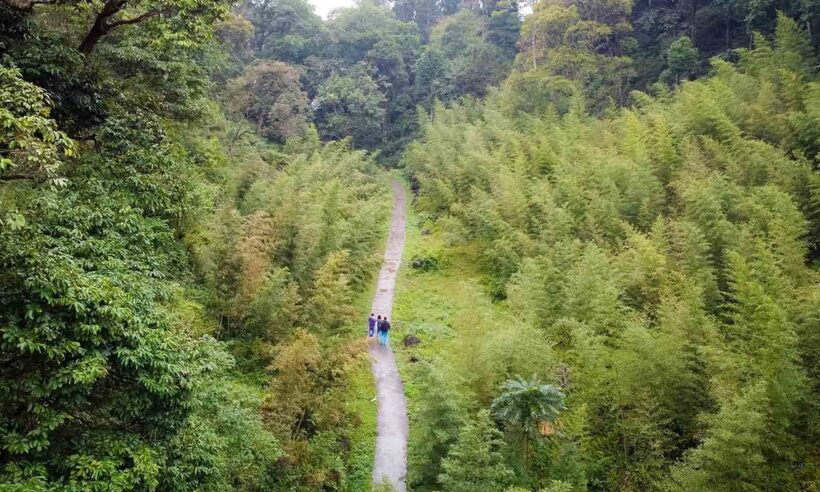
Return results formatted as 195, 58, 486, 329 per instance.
410, 249, 445, 271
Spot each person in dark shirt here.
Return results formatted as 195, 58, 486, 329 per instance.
377, 316, 391, 346
368, 313, 377, 337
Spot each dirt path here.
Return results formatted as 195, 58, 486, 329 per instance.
369, 180, 409, 491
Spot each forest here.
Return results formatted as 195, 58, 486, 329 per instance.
0, 0, 818, 490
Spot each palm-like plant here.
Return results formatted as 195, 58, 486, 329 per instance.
490, 375, 566, 468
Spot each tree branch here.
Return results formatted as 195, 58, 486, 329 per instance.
79, 0, 125, 55
105, 7, 165, 28
78, 0, 174, 55
0, 173, 37, 182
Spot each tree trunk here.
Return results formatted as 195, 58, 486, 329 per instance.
531, 30, 537, 70
689, 0, 697, 41
78, 0, 124, 55
724, 7, 730, 57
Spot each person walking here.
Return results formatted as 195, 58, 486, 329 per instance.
368, 313, 377, 337
376, 317, 383, 345
377, 316, 391, 346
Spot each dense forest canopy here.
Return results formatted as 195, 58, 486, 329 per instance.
403, 16, 819, 490
1, 0, 818, 489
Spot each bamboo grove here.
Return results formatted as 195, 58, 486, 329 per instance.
1, 0, 819, 490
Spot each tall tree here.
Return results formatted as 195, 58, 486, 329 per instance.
240, 0, 326, 62
3, 0, 229, 55
491, 376, 566, 467
225, 60, 310, 142
516, 0, 636, 109
409, 363, 465, 489
439, 410, 515, 492
313, 64, 387, 147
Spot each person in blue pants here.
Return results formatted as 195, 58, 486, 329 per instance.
377, 317, 391, 346
368, 313, 377, 337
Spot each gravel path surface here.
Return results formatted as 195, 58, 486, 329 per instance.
369, 180, 409, 491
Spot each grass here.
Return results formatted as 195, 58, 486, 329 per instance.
345, 361, 378, 491
390, 187, 525, 487
392, 189, 517, 383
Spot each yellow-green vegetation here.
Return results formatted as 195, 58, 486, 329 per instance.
394, 201, 556, 489
0, 5, 389, 487
2, 0, 818, 489
345, 363, 378, 492
398, 15, 820, 492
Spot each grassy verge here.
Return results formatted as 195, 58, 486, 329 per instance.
345, 361, 378, 491
391, 187, 521, 488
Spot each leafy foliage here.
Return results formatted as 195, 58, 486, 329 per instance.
438, 410, 514, 492
491, 376, 566, 438
403, 15, 819, 491
408, 363, 465, 488
0, 0, 388, 488
3, 0, 819, 489
313, 65, 387, 148
226, 60, 309, 142
0, 66, 75, 182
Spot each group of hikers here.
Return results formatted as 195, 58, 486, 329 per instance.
367, 313, 391, 346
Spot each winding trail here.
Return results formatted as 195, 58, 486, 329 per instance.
369, 180, 409, 491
